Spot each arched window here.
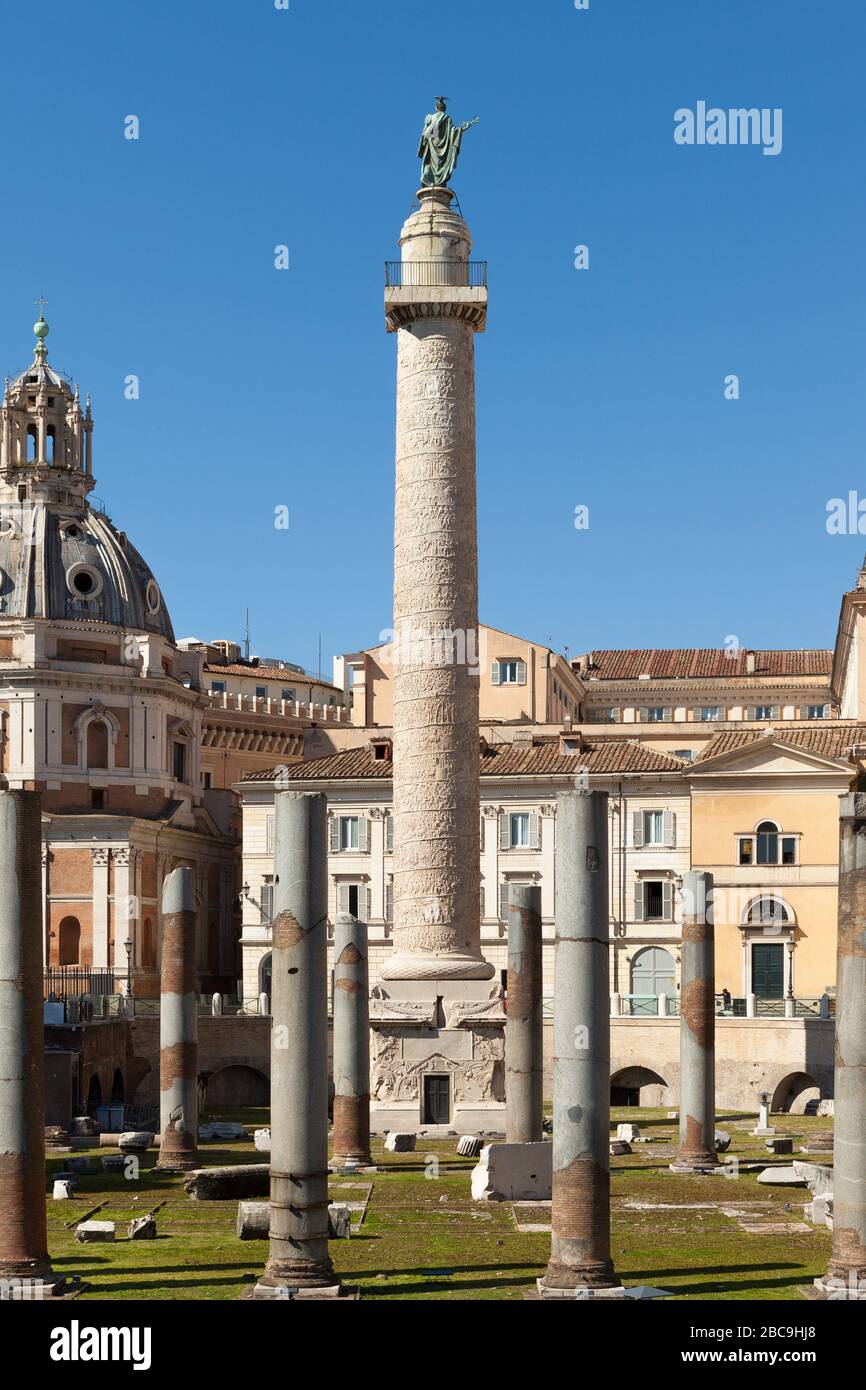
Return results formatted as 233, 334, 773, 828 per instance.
141, 917, 155, 969
756, 820, 779, 865
46, 425, 56, 463
86, 718, 109, 769
59, 915, 81, 965
746, 896, 789, 926
259, 952, 272, 999
110, 1068, 125, 1103
26, 424, 38, 461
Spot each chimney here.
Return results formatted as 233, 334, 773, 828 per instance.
745, 650, 756, 674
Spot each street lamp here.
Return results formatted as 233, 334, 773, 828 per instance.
123, 936, 133, 1001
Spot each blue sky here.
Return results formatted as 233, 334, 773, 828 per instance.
2, 0, 864, 674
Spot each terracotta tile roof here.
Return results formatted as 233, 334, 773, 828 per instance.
581, 649, 833, 681
693, 725, 866, 764
239, 739, 687, 784
205, 662, 339, 689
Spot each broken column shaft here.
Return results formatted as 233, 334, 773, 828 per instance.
542, 790, 619, 1291
819, 792, 866, 1295
672, 870, 718, 1173
506, 883, 543, 1144
156, 866, 199, 1171
331, 912, 372, 1168
0, 790, 56, 1288
257, 791, 335, 1292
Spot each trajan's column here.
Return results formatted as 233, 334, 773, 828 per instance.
370, 99, 505, 1133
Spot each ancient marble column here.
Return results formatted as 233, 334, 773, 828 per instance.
506, 883, 543, 1143
383, 184, 489, 983
371, 182, 504, 1135
672, 870, 718, 1174
817, 793, 866, 1297
256, 792, 335, 1294
0, 790, 57, 1291
542, 790, 620, 1293
332, 912, 372, 1168
156, 866, 199, 1171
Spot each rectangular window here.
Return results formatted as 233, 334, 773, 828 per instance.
348, 883, 360, 917
781, 836, 796, 865
738, 837, 754, 865
510, 812, 530, 848
282, 688, 296, 702
807, 704, 828, 720
500, 660, 520, 684
644, 707, 667, 723
340, 816, 360, 851
173, 742, 186, 782
594, 707, 620, 724
255, 686, 267, 699
700, 706, 721, 722
210, 681, 226, 694
644, 881, 664, 920
261, 883, 274, 923
643, 810, 664, 845
753, 706, 775, 721
202, 771, 212, 789
756, 826, 778, 865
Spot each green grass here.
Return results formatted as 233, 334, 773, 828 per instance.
45, 1107, 832, 1300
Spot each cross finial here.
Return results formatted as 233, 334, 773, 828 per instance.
35, 294, 47, 316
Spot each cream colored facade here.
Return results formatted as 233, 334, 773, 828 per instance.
238, 737, 692, 1009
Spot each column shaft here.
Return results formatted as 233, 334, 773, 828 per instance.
260, 792, 334, 1289
824, 794, 866, 1289
544, 791, 618, 1290
674, 870, 717, 1172
156, 866, 199, 1170
0, 790, 54, 1283
332, 913, 371, 1166
506, 884, 543, 1143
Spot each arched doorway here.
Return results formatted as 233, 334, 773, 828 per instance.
59, 916, 81, 966
86, 1073, 103, 1114
611, 1066, 670, 1107
207, 1065, 269, 1107
772, 1072, 821, 1114
259, 953, 272, 1001
110, 1068, 125, 1104
630, 946, 675, 1007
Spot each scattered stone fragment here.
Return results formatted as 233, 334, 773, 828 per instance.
471, 1141, 552, 1201
616, 1123, 640, 1142
75, 1220, 116, 1243
757, 1166, 807, 1186
384, 1132, 416, 1153
610, 1140, 631, 1156
766, 1138, 794, 1155
52, 1179, 74, 1200
101, 1155, 126, 1172
236, 1201, 352, 1240
457, 1134, 483, 1158
714, 1130, 731, 1152
117, 1131, 153, 1152
184, 1164, 269, 1200
254, 1128, 271, 1152
128, 1215, 157, 1240
793, 1162, 833, 1196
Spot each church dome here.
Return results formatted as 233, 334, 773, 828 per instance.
0, 504, 175, 639
0, 313, 175, 641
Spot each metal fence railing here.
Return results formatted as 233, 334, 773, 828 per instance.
385, 260, 487, 288
44, 967, 116, 1001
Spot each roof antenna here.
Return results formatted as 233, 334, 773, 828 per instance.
244, 608, 251, 662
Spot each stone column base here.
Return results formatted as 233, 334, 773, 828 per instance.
369, 976, 505, 1135
535, 1278, 627, 1301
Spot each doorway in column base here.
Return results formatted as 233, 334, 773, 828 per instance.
771, 1071, 821, 1114
610, 1066, 670, 1108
